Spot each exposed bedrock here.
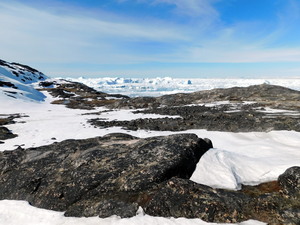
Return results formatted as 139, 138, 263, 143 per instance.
89, 84, 300, 132
0, 133, 211, 217
144, 167, 300, 224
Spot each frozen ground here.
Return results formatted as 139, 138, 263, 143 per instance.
1, 78, 300, 225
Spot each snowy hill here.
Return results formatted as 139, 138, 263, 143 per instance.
0, 59, 48, 101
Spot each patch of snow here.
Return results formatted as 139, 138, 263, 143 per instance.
96, 109, 180, 122
190, 130, 300, 189
257, 107, 300, 116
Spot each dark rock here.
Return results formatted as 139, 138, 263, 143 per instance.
0, 133, 211, 217
11, 62, 42, 74
65, 199, 139, 218
89, 84, 300, 132
144, 178, 249, 223
0, 126, 17, 140
0, 81, 18, 89
90, 108, 300, 132
39, 81, 55, 88
278, 166, 300, 198
0, 114, 22, 141
144, 173, 300, 224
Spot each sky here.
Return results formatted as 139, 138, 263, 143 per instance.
0, 0, 300, 78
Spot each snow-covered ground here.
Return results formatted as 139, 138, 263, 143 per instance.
66, 77, 300, 97
1, 77, 300, 225
0, 200, 263, 225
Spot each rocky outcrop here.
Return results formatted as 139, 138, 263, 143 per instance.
39, 80, 129, 110
90, 105, 300, 132
144, 167, 300, 224
0, 133, 211, 217
0, 114, 20, 142
0, 127, 17, 141
90, 84, 300, 132
109, 84, 300, 110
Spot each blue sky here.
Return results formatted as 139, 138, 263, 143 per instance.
0, 0, 300, 78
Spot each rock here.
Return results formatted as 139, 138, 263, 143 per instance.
144, 169, 300, 224
90, 108, 300, 132
39, 80, 129, 110
109, 84, 300, 110
278, 166, 300, 198
0, 126, 17, 140
0, 133, 211, 217
65, 199, 139, 218
144, 178, 249, 223
90, 84, 300, 132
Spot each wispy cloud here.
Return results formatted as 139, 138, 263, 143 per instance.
0, 0, 300, 77
0, 1, 188, 64
153, 0, 219, 18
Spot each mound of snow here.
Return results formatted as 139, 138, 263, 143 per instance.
0, 59, 48, 102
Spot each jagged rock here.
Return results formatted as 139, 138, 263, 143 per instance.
278, 166, 300, 198
0, 133, 211, 217
0, 126, 17, 140
0, 114, 21, 141
144, 167, 300, 224
144, 178, 249, 223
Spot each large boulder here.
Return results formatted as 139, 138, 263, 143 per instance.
278, 166, 300, 198
0, 133, 211, 217
144, 177, 249, 223
0, 126, 17, 140
144, 167, 300, 224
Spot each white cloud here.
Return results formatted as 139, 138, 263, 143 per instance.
0, 1, 188, 64
185, 45, 300, 63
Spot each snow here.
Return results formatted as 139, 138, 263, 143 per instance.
0, 200, 264, 225
66, 77, 300, 97
256, 107, 300, 116
1, 76, 300, 225
190, 130, 300, 189
0, 63, 47, 101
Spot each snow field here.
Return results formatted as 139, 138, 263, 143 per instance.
1, 78, 300, 225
